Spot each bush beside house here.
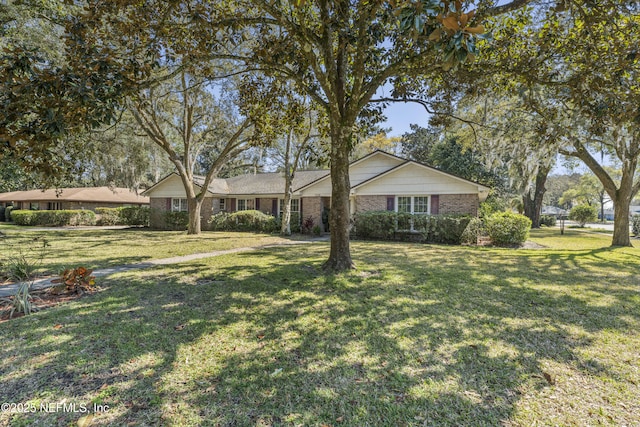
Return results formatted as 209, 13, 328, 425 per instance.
352, 211, 472, 244
485, 211, 531, 245
96, 207, 150, 226
11, 210, 97, 226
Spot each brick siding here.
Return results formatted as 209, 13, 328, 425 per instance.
354, 195, 387, 214
149, 197, 168, 229
301, 196, 322, 230
438, 194, 478, 216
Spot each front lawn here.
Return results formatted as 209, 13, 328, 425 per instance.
0, 227, 292, 275
1, 229, 639, 426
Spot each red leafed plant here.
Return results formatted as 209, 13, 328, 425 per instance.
51, 267, 96, 294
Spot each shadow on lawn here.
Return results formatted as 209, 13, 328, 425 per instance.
1, 242, 639, 426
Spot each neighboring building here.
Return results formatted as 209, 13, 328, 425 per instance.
143, 151, 490, 231
0, 187, 149, 211
542, 206, 568, 218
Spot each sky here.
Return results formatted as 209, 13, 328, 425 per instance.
379, 102, 430, 137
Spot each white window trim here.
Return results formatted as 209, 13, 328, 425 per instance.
278, 198, 300, 215
395, 195, 431, 231
395, 195, 431, 215
171, 198, 188, 212
219, 198, 226, 211
237, 198, 255, 211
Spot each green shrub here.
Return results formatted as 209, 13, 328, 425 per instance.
485, 211, 531, 245
569, 204, 597, 227
460, 217, 486, 245
164, 211, 189, 231
632, 214, 640, 237
120, 206, 150, 226
540, 215, 557, 227
11, 209, 96, 226
209, 210, 277, 233
5, 206, 14, 222
352, 211, 472, 244
9, 210, 38, 226
96, 207, 122, 225
96, 206, 150, 226
275, 212, 301, 233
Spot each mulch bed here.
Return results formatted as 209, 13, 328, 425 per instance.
0, 289, 90, 323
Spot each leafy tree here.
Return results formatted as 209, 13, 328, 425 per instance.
486, 1, 640, 245
569, 204, 597, 227
129, 71, 260, 234
401, 125, 503, 188
544, 173, 581, 209
2, 0, 538, 270
350, 131, 401, 160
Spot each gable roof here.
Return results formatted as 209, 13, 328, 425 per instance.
295, 150, 402, 193
0, 187, 149, 204
351, 157, 491, 192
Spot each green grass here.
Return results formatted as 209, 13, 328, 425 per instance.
0, 227, 293, 275
1, 229, 639, 426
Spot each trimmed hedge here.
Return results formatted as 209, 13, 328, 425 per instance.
352, 211, 472, 244
164, 211, 189, 231
632, 214, 640, 237
11, 209, 96, 226
485, 211, 531, 245
96, 207, 150, 226
209, 210, 278, 233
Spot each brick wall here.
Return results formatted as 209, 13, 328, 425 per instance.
438, 194, 478, 216
149, 197, 168, 229
354, 195, 387, 214
301, 196, 322, 230
257, 198, 277, 215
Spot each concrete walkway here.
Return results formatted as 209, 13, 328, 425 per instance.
0, 236, 329, 298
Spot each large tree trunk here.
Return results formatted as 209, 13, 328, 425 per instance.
611, 190, 632, 246
522, 166, 550, 228
281, 186, 292, 236
323, 125, 355, 272
187, 197, 203, 235
281, 131, 293, 236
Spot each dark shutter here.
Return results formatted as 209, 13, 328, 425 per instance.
272, 199, 278, 216
300, 198, 304, 216
255, 198, 260, 210
166, 198, 171, 210
386, 196, 395, 211
231, 198, 236, 211
431, 195, 439, 214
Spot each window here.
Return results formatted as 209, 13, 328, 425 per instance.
279, 198, 300, 214
396, 196, 430, 215
396, 196, 431, 231
398, 197, 411, 213
172, 198, 188, 212
29, 202, 40, 211
47, 202, 62, 210
219, 198, 226, 211
237, 199, 255, 211
414, 197, 429, 214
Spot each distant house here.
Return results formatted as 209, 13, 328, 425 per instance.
541, 206, 568, 218
0, 187, 149, 212
143, 151, 490, 231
